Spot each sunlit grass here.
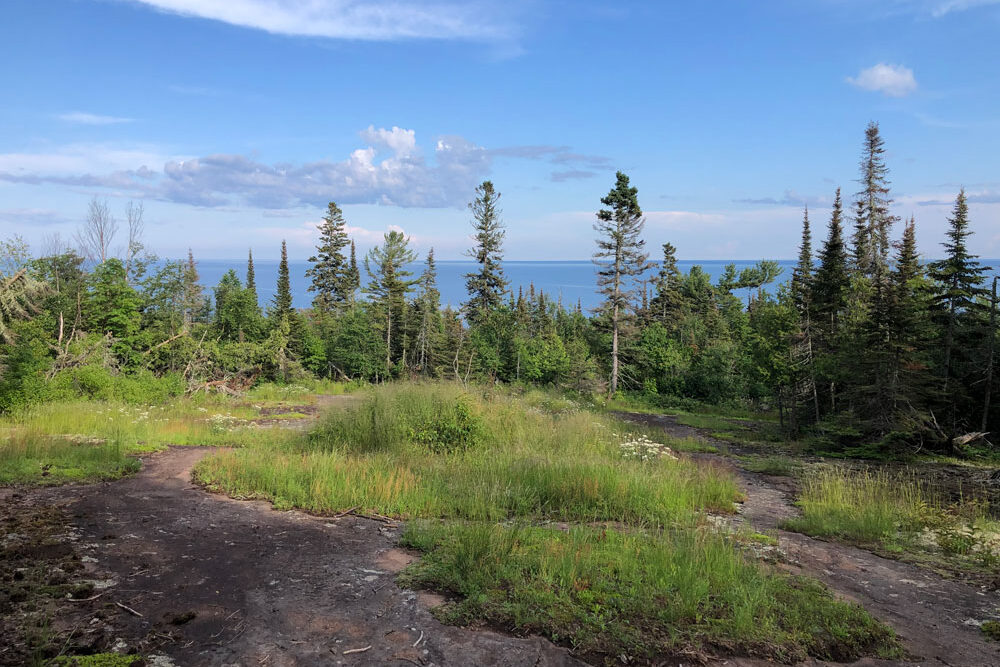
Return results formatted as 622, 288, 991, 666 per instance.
399, 521, 902, 663
196, 383, 740, 524
784, 467, 1000, 570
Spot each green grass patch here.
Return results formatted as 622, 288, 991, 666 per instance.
783, 467, 1000, 573
398, 521, 901, 663
0, 394, 302, 485
982, 621, 1000, 641
52, 653, 142, 666
196, 383, 740, 524
742, 455, 802, 477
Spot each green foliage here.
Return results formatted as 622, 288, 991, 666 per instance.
982, 621, 1000, 641
306, 201, 353, 312
408, 396, 485, 454
398, 521, 901, 663
464, 180, 509, 325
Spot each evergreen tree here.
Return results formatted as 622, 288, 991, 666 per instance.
214, 270, 258, 342
246, 249, 257, 299
270, 240, 294, 323
854, 121, 898, 280
593, 171, 650, 395
928, 190, 989, 434
364, 231, 418, 372
464, 181, 508, 324
650, 242, 683, 326
886, 217, 933, 434
415, 248, 441, 373
306, 202, 352, 312
790, 207, 813, 315
182, 249, 205, 331
811, 189, 850, 412
347, 240, 361, 302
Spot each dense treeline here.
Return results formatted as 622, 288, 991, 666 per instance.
0, 122, 995, 453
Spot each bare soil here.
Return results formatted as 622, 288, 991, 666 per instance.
2, 404, 998, 666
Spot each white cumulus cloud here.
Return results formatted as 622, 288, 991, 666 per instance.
847, 63, 918, 97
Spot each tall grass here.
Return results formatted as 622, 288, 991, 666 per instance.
196, 382, 740, 524
399, 521, 901, 663
0, 394, 302, 484
783, 468, 927, 543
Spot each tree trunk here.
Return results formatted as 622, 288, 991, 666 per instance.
982, 277, 997, 433
610, 303, 620, 396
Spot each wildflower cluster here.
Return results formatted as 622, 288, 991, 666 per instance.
619, 434, 676, 462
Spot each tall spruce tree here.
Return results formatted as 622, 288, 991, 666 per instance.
791, 207, 819, 422
791, 207, 814, 314
182, 249, 204, 331
306, 202, 351, 312
364, 231, 418, 372
855, 121, 898, 281
594, 171, 650, 396
811, 189, 850, 411
347, 240, 360, 302
415, 248, 441, 373
650, 242, 683, 326
928, 190, 988, 434
246, 249, 257, 299
886, 217, 933, 433
271, 240, 293, 323
464, 181, 508, 324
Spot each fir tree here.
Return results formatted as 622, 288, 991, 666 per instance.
854, 122, 898, 281
182, 249, 204, 331
811, 189, 851, 411
271, 240, 294, 323
347, 240, 360, 302
650, 242, 683, 326
791, 207, 814, 315
415, 248, 442, 372
464, 181, 508, 324
306, 202, 351, 313
246, 249, 257, 298
928, 190, 989, 434
886, 217, 933, 433
594, 171, 650, 396
364, 231, 418, 372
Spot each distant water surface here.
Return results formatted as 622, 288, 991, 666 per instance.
188, 259, 1000, 312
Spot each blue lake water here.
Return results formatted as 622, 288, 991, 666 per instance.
193, 259, 798, 311
189, 258, 1000, 312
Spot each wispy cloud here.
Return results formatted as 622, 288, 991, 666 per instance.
847, 63, 918, 97
124, 0, 523, 41
0, 208, 71, 227
733, 189, 831, 207
55, 112, 135, 125
0, 130, 617, 210
0, 128, 490, 209
927, 0, 1000, 17
550, 170, 596, 182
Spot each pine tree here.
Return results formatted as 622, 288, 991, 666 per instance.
886, 217, 933, 433
594, 171, 650, 396
464, 181, 508, 325
811, 189, 850, 412
415, 248, 442, 373
271, 240, 293, 323
928, 190, 989, 434
364, 231, 418, 372
182, 249, 204, 331
246, 249, 257, 298
347, 240, 360, 302
650, 242, 683, 326
791, 207, 814, 315
306, 202, 352, 313
790, 207, 819, 422
855, 122, 898, 281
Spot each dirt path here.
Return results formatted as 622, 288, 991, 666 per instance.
17, 444, 582, 666
619, 412, 1000, 667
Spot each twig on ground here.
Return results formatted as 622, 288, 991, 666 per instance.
115, 601, 144, 617
343, 645, 372, 655
413, 631, 424, 648
334, 506, 359, 518
67, 593, 105, 602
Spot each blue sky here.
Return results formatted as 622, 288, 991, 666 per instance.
1, 0, 999, 261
